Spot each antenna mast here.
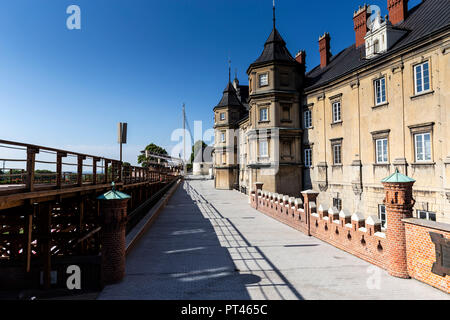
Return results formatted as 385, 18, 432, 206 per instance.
182, 103, 186, 175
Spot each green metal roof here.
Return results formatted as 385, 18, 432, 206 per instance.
97, 182, 131, 200
381, 169, 416, 183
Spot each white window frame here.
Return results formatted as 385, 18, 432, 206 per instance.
414, 61, 431, 94
414, 132, 431, 162
332, 101, 341, 123
259, 107, 268, 122
416, 210, 436, 222
378, 204, 387, 229
304, 110, 312, 129
375, 138, 388, 164
304, 148, 312, 168
333, 144, 342, 165
374, 77, 386, 105
259, 73, 269, 87
259, 140, 268, 158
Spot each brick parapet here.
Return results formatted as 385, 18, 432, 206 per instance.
250, 191, 388, 270
404, 219, 449, 293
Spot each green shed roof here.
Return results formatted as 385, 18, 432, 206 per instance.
97, 182, 131, 200
381, 169, 415, 183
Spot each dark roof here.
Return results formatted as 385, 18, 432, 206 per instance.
306, 0, 450, 91
236, 84, 249, 106
250, 27, 297, 68
215, 82, 244, 108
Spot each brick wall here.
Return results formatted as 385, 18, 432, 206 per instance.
251, 189, 450, 294
251, 190, 388, 270
404, 219, 450, 293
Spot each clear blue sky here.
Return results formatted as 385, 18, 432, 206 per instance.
0, 0, 421, 165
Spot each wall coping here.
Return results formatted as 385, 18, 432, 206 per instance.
402, 218, 450, 233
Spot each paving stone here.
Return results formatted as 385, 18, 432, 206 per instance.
98, 180, 449, 300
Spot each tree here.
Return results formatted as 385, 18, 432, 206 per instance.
138, 143, 168, 168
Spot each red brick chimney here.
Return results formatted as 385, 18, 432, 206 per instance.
295, 50, 306, 65
388, 0, 409, 25
353, 5, 370, 48
318, 33, 331, 68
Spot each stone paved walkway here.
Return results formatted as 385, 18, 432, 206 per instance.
98, 180, 449, 300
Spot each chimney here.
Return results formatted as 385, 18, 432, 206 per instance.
319, 33, 331, 68
295, 50, 306, 65
353, 4, 370, 48
388, 0, 409, 25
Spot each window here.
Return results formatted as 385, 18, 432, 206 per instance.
332, 102, 341, 123
221, 153, 226, 164
304, 148, 312, 168
373, 40, 379, 54
259, 107, 268, 122
282, 106, 291, 121
414, 132, 431, 162
376, 138, 388, 164
417, 210, 436, 222
304, 110, 312, 128
378, 205, 387, 229
414, 61, 430, 94
259, 140, 268, 157
259, 73, 268, 87
220, 132, 226, 143
220, 112, 226, 121
374, 77, 386, 105
333, 198, 342, 211
333, 143, 342, 165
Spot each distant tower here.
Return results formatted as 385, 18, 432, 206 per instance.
213, 73, 246, 190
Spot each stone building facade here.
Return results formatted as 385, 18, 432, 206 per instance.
213, 0, 450, 224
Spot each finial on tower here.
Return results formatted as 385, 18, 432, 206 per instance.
273, 0, 276, 29
228, 58, 231, 83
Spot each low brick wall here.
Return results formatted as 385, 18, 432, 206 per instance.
404, 219, 450, 293
250, 190, 388, 270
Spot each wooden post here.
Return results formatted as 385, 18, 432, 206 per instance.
111, 161, 117, 182
39, 203, 52, 289
56, 152, 66, 189
93, 157, 99, 185
77, 155, 86, 187
25, 204, 36, 273
104, 160, 110, 184
26, 147, 39, 192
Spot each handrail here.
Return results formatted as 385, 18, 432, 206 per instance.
0, 140, 181, 193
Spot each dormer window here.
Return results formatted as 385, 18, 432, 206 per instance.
364, 14, 407, 59
220, 112, 226, 121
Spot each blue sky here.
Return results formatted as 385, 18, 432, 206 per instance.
0, 0, 421, 166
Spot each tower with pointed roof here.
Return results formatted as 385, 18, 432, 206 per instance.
243, 5, 305, 195
213, 79, 248, 190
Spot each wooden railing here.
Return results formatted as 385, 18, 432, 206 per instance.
0, 140, 181, 290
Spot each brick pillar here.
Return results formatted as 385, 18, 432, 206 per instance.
98, 196, 129, 285
254, 182, 264, 209
302, 190, 319, 236
382, 170, 415, 278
